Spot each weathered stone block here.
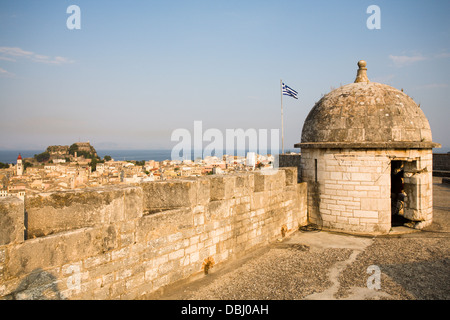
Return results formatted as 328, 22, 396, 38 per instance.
209, 175, 236, 200
279, 167, 297, 185
142, 180, 197, 210
233, 173, 254, 197
5, 226, 112, 280
195, 178, 211, 205
6, 268, 63, 300
26, 186, 141, 238
123, 187, 144, 220
254, 170, 286, 192
207, 200, 230, 220
0, 197, 24, 246
136, 208, 193, 243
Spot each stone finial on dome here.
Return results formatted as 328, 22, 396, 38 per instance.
354, 60, 369, 83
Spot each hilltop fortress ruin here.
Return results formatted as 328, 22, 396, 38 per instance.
45, 142, 99, 161
0, 61, 443, 300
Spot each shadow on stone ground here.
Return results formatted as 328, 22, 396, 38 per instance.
151, 177, 450, 300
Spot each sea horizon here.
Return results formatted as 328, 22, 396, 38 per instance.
0, 149, 299, 164
1, 147, 448, 165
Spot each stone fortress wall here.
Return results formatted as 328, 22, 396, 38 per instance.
0, 168, 307, 300
433, 153, 450, 177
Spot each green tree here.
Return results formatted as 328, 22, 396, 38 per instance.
104, 155, 112, 161
90, 158, 98, 172
24, 161, 33, 171
34, 151, 50, 163
0, 162, 10, 169
69, 144, 99, 161
68, 143, 79, 155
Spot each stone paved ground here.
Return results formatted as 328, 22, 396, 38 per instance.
151, 177, 450, 300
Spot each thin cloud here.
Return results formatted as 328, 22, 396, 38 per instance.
32, 55, 75, 65
418, 83, 450, 89
389, 50, 450, 67
371, 74, 395, 84
434, 52, 450, 59
0, 56, 17, 62
0, 46, 74, 65
0, 46, 33, 57
389, 54, 427, 67
0, 67, 14, 77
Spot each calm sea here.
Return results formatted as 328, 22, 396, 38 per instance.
0, 149, 279, 164
1, 148, 447, 164
0, 150, 174, 164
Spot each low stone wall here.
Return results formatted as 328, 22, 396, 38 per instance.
433, 153, 450, 177
0, 168, 307, 300
279, 154, 302, 183
433, 153, 450, 171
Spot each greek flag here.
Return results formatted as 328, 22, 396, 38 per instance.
282, 82, 298, 99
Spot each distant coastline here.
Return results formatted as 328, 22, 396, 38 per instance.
0, 149, 174, 164
97, 150, 174, 162
1, 147, 448, 164
0, 149, 282, 164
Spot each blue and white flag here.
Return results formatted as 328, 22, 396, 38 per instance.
282, 82, 298, 99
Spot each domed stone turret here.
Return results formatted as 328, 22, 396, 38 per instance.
295, 60, 441, 235
298, 61, 436, 149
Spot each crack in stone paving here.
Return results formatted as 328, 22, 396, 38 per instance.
304, 249, 392, 300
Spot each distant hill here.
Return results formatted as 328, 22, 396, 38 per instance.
67, 142, 99, 159
46, 145, 69, 155
34, 142, 99, 163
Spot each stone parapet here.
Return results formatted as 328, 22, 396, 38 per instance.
0, 169, 307, 300
0, 197, 24, 246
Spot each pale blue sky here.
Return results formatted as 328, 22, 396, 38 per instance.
0, 0, 449, 151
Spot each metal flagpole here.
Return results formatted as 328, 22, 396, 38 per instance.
280, 79, 284, 154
